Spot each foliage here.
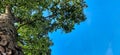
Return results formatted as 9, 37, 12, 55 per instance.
0, 0, 87, 55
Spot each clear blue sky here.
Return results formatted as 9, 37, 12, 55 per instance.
49, 0, 120, 55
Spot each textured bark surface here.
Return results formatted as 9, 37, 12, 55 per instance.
0, 5, 23, 55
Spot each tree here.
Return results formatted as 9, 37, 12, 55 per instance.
0, 0, 87, 55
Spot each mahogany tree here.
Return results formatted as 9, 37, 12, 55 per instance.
0, 0, 87, 55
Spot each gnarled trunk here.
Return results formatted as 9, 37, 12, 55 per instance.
0, 5, 23, 55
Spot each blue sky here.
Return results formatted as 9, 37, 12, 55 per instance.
49, 0, 120, 55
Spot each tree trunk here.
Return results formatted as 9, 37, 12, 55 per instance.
0, 5, 23, 55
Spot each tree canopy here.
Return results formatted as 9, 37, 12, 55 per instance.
0, 0, 87, 55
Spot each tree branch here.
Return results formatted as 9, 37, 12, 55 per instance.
17, 14, 55, 30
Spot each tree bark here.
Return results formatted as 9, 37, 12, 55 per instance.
0, 5, 23, 55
